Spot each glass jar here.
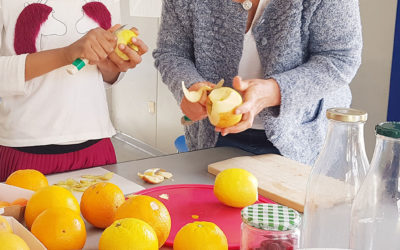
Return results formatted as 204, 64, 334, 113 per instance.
350, 122, 400, 250
301, 108, 369, 249
241, 204, 301, 250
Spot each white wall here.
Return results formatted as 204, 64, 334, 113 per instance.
350, 0, 398, 158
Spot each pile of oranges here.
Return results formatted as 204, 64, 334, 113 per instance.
4, 168, 242, 250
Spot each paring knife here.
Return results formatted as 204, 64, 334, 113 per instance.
66, 25, 127, 75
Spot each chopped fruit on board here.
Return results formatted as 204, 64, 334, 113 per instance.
54, 172, 114, 192
138, 168, 173, 184
159, 194, 169, 200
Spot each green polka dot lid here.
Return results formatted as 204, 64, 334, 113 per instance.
241, 204, 301, 231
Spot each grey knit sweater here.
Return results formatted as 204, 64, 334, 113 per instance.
153, 0, 362, 165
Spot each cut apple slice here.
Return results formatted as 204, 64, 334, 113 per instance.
182, 81, 212, 103
138, 173, 165, 184
158, 170, 173, 179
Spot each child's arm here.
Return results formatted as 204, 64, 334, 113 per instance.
25, 28, 117, 82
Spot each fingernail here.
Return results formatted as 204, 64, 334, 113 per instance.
119, 44, 125, 49
131, 37, 137, 43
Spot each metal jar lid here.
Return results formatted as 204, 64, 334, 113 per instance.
241, 204, 301, 231
376, 122, 400, 139
326, 108, 368, 123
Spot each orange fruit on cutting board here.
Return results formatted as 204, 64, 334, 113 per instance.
173, 221, 228, 250
99, 218, 158, 250
5, 169, 48, 191
31, 207, 86, 250
0, 232, 29, 250
115, 195, 171, 247
80, 182, 125, 229
214, 168, 258, 208
0, 215, 12, 233
25, 186, 80, 229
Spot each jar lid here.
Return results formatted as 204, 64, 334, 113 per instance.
376, 122, 400, 138
241, 204, 301, 231
326, 108, 368, 123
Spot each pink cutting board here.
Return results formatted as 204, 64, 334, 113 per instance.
135, 184, 274, 249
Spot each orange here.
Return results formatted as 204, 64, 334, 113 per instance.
99, 218, 158, 250
31, 207, 86, 250
11, 198, 28, 207
214, 168, 258, 208
80, 182, 125, 229
115, 195, 171, 247
0, 232, 29, 250
0, 201, 10, 208
5, 169, 48, 191
0, 215, 12, 233
25, 186, 80, 229
173, 221, 228, 250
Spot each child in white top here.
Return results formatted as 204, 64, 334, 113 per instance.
0, 0, 148, 180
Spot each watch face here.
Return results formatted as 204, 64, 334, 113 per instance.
242, 0, 252, 10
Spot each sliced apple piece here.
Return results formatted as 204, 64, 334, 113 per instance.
158, 170, 173, 179
138, 173, 165, 184
144, 168, 161, 176
159, 194, 169, 200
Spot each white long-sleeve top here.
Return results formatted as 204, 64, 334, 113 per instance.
0, 0, 120, 147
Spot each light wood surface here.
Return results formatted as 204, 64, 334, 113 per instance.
208, 154, 312, 212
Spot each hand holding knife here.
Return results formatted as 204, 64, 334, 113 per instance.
66, 24, 127, 75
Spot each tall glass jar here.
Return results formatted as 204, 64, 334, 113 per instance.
301, 108, 369, 249
350, 122, 400, 250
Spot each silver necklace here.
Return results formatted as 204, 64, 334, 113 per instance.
242, 0, 252, 10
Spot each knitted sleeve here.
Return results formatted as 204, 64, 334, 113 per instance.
270, 0, 362, 118
152, 0, 205, 105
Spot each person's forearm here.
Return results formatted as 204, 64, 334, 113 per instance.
97, 64, 120, 84
25, 48, 71, 81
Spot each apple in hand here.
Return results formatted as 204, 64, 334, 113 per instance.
182, 80, 243, 128
115, 29, 139, 60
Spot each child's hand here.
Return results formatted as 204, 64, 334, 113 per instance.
64, 27, 117, 65
98, 26, 148, 73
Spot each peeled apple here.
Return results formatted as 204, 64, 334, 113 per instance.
182, 80, 243, 128
115, 29, 139, 60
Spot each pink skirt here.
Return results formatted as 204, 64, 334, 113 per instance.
0, 138, 116, 181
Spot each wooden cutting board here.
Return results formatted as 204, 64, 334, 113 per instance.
208, 154, 311, 212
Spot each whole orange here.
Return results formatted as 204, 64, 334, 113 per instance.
6, 169, 48, 191
115, 195, 171, 247
25, 186, 80, 229
99, 218, 158, 250
80, 182, 125, 229
31, 207, 86, 250
173, 221, 228, 250
0, 232, 29, 250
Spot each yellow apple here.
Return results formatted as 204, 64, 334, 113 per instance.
182, 80, 243, 128
115, 29, 139, 60
206, 87, 243, 128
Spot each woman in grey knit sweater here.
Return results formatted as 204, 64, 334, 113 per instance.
153, 0, 362, 165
